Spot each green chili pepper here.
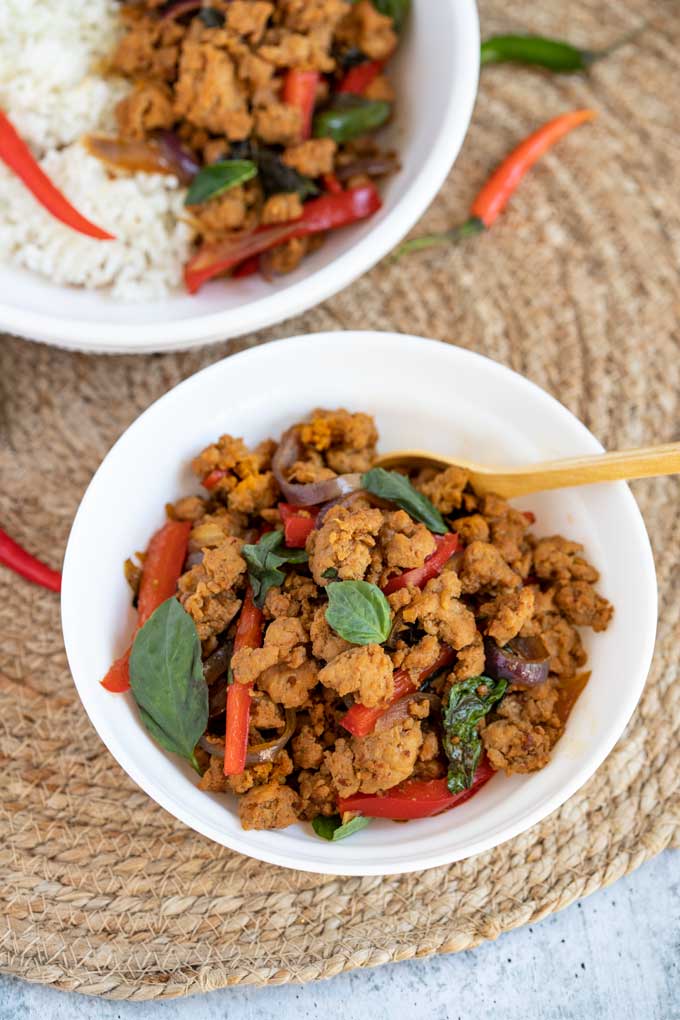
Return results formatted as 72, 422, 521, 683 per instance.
480, 35, 594, 71
313, 96, 391, 143
480, 26, 644, 73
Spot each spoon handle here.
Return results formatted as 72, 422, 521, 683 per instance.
474, 442, 680, 497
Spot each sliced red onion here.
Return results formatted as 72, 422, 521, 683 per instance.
484, 636, 550, 687
198, 708, 296, 765
314, 490, 367, 529
161, 0, 203, 20
336, 153, 400, 182
374, 691, 441, 732
156, 131, 201, 185
271, 426, 362, 506
204, 643, 232, 687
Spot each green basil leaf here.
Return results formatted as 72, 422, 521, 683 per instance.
325, 580, 392, 645
129, 597, 208, 773
442, 676, 507, 794
185, 160, 257, 206
242, 530, 308, 608
322, 567, 339, 580
373, 0, 411, 32
312, 814, 372, 841
314, 96, 391, 144
362, 467, 447, 533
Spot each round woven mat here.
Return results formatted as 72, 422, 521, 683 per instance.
1, 0, 679, 1000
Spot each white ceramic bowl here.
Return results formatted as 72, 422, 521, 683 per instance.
61, 333, 657, 875
0, 3, 479, 354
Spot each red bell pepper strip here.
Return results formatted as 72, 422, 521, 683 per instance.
0, 110, 115, 240
202, 468, 228, 490
338, 758, 496, 819
184, 184, 382, 294
224, 587, 264, 776
341, 645, 456, 738
338, 60, 386, 95
283, 69, 320, 140
322, 172, 343, 194
278, 503, 319, 548
101, 519, 191, 693
382, 532, 459, 597
232, 255, 260, 278
0, 527, 62, 592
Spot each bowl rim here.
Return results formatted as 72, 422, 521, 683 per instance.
61, 331, 658, 875
0, 0, 480, 353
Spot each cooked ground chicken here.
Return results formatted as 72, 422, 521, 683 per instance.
124, 407, 613, 833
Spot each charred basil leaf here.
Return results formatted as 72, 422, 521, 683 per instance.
325, 580, 392, 645
362, 467, 447, 533
198, 6, 225, 27
442, 676, 507, 794
129, 597, 208, 774
312, 814, 371, 841
373, 0, 411, 32
242, 530, 309, 608
254, 146, 319, 199
337, 46, 369, 70
185, 159, 257, 205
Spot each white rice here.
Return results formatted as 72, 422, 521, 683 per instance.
0, 0, 196, 300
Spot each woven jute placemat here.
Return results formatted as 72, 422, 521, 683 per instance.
1, 0, 679, 1000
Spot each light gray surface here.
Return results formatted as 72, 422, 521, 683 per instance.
1, 850, 678, 1020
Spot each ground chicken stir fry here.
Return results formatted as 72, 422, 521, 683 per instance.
110, 409, 613, 839
95, 0, 403, 289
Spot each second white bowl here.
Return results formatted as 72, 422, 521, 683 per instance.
0, 2, 480, 353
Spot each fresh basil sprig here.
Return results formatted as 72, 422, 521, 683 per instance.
242, 530, 308, 608
362, 467, 447, 534
312, 814, 372, 841
325, 580, 391, 645
185, 159, 257, 206
373, 0, 411, 32
442, 676, 507, 794
129, 597, 208, 773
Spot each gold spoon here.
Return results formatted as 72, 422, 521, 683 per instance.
374, 442, 680, 499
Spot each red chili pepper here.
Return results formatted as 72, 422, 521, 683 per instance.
101, 520, 191, 693
278, 503, 318, 548
523, 510, 536, 524
0, 528, 61, 592
338, 60, 385, 95
224, 587, 264, 776
341, 645, 456, 738
0, 110, 115, 240
338, 759, 496, 819
184, 184, 382, 294
470, 109, 597, 227
283, 69, 320, 140
322, 172, 343, 194
394, 109, 596, 258
382, 532, 459, 597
